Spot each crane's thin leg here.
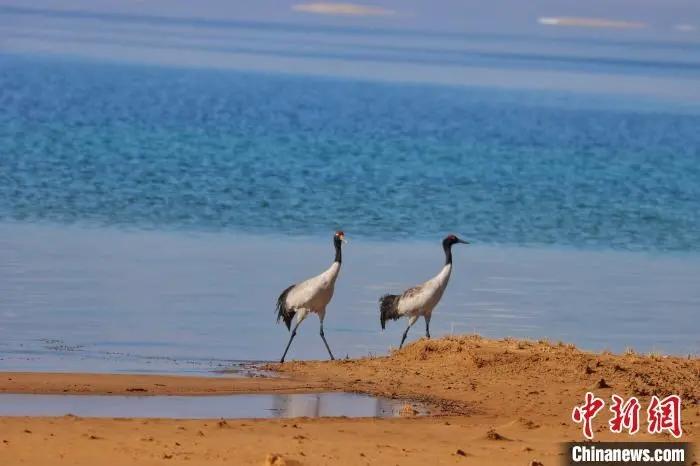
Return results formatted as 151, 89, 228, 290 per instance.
399, 316, 419, 349
319, 320, 335, 360
425, 315, 431, 339
280, 321, 301, 363
399, 327, 410, 349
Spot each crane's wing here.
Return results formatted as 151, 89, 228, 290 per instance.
276, 284, 296, 330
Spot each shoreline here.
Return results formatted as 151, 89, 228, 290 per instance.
0, 371, 325, 397
1, 336, 697, 465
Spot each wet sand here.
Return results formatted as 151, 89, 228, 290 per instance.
1, 336, 698, 465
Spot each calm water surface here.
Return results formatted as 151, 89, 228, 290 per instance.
0, 224, 697, 374
0, 392, 415, 418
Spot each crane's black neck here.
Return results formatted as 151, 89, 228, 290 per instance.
442, 240, 453, 265
333, 237, 342, 264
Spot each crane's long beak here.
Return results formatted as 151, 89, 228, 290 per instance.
342, 237, 348, 244
458, 239, 469, 244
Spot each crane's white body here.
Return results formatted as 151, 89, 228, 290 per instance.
284, 261, 341, 323
380, 235, 467, 349
397, 263, 452, 322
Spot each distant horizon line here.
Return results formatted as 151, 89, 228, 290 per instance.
1, 5, 698, 51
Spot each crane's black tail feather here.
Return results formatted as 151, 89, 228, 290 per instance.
379, 294, 401, 330
276, 285, 296, 331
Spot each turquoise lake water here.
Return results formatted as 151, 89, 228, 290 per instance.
1, 55, 699, 252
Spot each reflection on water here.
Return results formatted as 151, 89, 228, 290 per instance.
0, 392, 416, 419
271, 393, 402, 418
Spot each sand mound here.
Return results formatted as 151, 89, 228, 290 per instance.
388, 336, 699, 405
393, 335, 479, 360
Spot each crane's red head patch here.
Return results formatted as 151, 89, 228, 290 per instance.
334, 231, 346, 245
444, 234, 469, 246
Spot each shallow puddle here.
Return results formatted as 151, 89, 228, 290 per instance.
0, 393, 425, 419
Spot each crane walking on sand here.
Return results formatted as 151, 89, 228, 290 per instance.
276, 231, 347, 363
379, 234, 469, 349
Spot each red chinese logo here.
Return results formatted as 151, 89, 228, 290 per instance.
647, 395, 683, 438
572, 391, 606, 439
572, 392, 683, 439
608, 394, 640, 434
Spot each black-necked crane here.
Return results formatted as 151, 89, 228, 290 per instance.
379, 234, 469, 349
276, 231, 346, 363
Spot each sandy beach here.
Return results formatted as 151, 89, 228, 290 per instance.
1, 336, 697, 465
